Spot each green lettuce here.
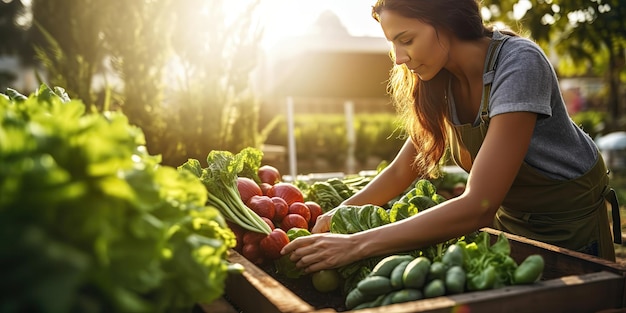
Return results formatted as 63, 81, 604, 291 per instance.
0, 85, 235, 313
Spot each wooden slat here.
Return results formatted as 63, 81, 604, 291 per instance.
226, 250, 317, 313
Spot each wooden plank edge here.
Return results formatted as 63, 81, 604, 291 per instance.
226, 249, 321, 313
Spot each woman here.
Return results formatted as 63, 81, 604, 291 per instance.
281, 0, 621, 272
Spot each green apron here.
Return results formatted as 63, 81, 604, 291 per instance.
447, 35, 621, 261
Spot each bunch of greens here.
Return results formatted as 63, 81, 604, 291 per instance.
304, 175, 376, 212
458, 232, 520, 290
389, 179, 447, 221
178, 148, 271, 235
0, 85, 236, 313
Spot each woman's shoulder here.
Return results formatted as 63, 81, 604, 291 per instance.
499, 33, 547, 59
496, 33, 551, 69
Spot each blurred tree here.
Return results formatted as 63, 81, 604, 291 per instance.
0, 0, 31, 91
29, 0, 109, 105
102, 0, 175, 158
22, 0, 275, 167
160, 0, 280, 167
0, 0, 28, 55
483, 0, 626, 128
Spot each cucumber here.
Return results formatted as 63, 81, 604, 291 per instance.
427, 261, 448, 282
352, 294, 386, 310
442, 244, 464, 267
445, 265, 466, 294
403, 256, 431, 289
371, 254, 415, 277
390, 260, 411, 289
390, 288, 423, 304
357, 276, 393, 296
381, 291, 396, 306
424, 279, 446, 298
514, 254, 545, 284
345, 287, 371, 309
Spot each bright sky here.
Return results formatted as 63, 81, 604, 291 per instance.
252, 0, 384, 48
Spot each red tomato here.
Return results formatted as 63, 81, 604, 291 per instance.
261, 217, 275, 230
242, 231, 266, 245
305, 201, 323, 229
237, 177, 262, 203
260, 228, 290, 260
260, 182, 273, 196
258, 165, 281, 185
271, 197, 289, 223
268, 183, 304, 205
246, 195, 275, 220
288, 202, 311, 223
280, 214, 309, 231
242, 243, 265, 264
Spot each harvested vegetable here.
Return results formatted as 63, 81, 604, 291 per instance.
268, 182, 305, 205
280, 214, 309, 231
237, 176, 263, 203
179, 149, 272, 235
247, 195, 276, 220
258, 164, 281, 185
270, 196, 289, 223
514, 254, 545, 284
311, 269, 341, 293
260, 228, 290, 260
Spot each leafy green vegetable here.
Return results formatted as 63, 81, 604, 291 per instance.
0, 85, 236, 313
330, 205, 390, 234
307, 181, 346, 212
388, 179, 446, 222
179, 148, 271, 235
458, 232, 519, 290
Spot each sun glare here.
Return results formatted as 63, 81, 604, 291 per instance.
222, 0, 383, 50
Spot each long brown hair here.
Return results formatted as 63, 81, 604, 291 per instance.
372, 0, 495, 178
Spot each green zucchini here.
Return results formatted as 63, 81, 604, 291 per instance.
371, 254, 415, 277
403, 256, 431, 289
357, 276, 393, 296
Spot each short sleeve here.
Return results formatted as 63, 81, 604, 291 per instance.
488, 38, 554, 118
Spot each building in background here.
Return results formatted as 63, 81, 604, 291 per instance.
257, 10, 394, 117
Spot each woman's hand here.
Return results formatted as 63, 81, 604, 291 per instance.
310, 209, 336, 233
280, 232, 361, 272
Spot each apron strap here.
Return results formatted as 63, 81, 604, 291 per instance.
480, 35, 510, 124
605, 187, 623, 244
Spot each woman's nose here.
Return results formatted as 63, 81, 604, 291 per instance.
395, 50, 409, 65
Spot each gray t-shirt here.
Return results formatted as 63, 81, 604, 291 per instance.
449, 31, 598, 180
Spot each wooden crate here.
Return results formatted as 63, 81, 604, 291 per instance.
222, 228, 626, 313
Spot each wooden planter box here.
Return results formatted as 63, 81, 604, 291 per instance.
221, 228, 626, 313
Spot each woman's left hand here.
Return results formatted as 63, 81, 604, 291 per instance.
280, 232, 360, 272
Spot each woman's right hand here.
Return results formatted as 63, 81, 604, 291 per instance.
310, 207, 339, 233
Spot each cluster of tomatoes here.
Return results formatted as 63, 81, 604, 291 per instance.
229, 165, 322, 265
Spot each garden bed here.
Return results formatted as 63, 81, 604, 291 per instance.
220, 228, 626, 313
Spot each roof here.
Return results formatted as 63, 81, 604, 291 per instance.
262, 35, 392, 98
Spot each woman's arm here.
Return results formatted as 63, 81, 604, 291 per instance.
310, 138, 420, 233
343, 138, 421, 206
283, 111, 536, 272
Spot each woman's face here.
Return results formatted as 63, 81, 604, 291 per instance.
378, 10, 450, 81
